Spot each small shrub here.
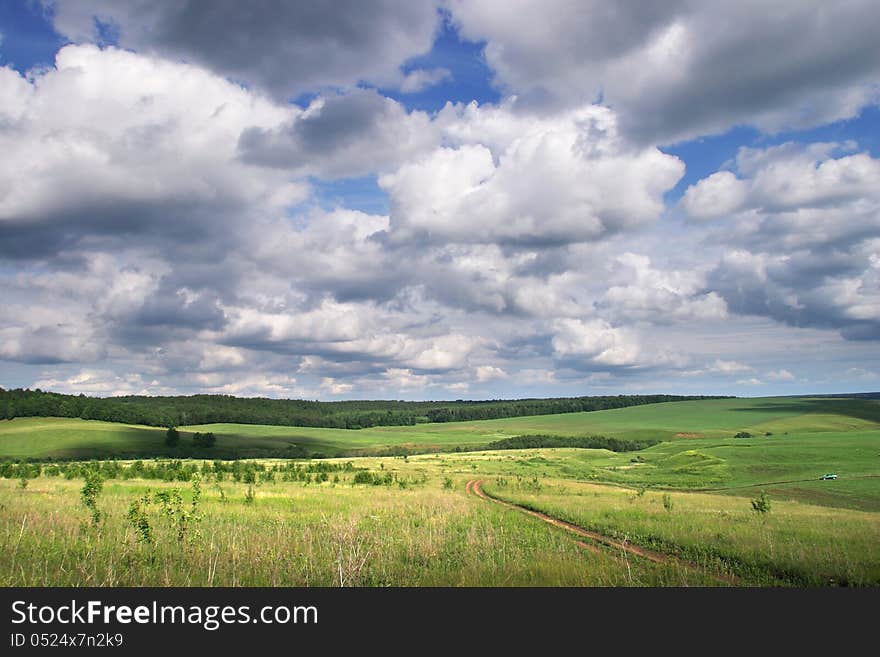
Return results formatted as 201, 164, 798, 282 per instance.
751, 490, 771, 514
443, 477, 454, 489
353, 471, 374, 485
127, 494, 154, 545
244, 484, 255, 505
525, 476, 542, 491
734, 431, 752, 439
80, 470, 104, 527
662, 493, 673, 512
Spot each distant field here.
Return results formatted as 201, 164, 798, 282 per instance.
186, 396, 880, 447
0, 417, 165, 460
2, 396, 879, 461
0, 417, 494, 461
429, 431, 880, 511
375, 396, 880, 441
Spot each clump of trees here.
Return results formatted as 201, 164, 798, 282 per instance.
167, 427, 215, 448
192, 431, 216, 448
485, 434, 659, 452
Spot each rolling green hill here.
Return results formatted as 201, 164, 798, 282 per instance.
1, 395, 877, 462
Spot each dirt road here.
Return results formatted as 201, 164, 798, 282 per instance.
466, 479, 738, 585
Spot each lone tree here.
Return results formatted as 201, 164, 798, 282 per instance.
165, 426, 180, 447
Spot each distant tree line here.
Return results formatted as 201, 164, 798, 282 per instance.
419, 395, 720, 422
0, 387, 729, 430
485, 434, 660, 452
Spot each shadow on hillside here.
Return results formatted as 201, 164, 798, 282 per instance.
730, 398, 880, 424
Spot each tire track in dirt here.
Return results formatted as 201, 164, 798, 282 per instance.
467, 479, 738, 585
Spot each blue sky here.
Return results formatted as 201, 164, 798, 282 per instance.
1, 1, 879, 400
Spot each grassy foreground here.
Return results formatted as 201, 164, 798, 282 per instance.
1, 468, 712, 587
1, 443, 878, 586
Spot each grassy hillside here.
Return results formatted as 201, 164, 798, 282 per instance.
2, 396, 878, 461
427, 432, 880, 511
0, 417, 166, 460
375, 396, 880, 441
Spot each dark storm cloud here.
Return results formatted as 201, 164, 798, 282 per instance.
622, 2, 880, 143
130, 288, 226, 331
239, 90, 390, 167
0, 199, 246, 260
703, 236, 880, 338
292, 92, 393, 153
451, 0, 880, 144
47, 0, 441, 98
492, 333, 555, 361
238, 89, 437, 178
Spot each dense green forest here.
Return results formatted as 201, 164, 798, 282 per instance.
0, 387, 728, 429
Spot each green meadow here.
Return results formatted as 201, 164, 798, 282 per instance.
4, 396, 878, 461
1, 395, 878, 586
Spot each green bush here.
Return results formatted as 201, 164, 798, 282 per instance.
751, 491, 771, 514
80, 470, 104, 526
